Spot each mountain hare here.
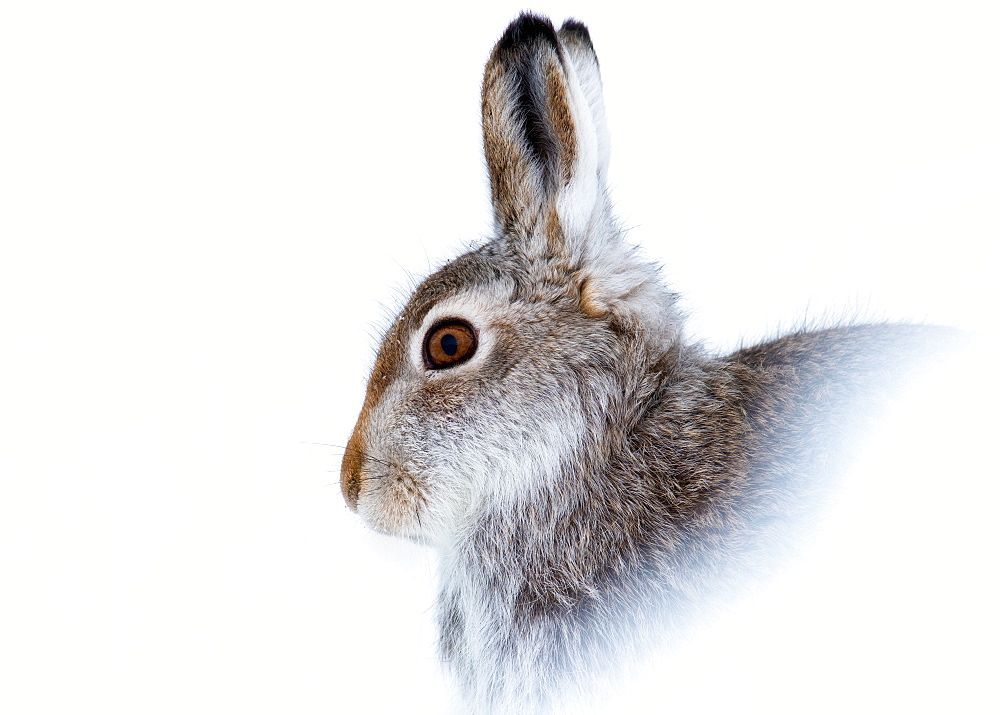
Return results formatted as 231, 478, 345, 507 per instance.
341, 13, 951, 713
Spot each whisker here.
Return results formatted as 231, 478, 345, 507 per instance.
342, 449, 397, 471
360, 474, 389, 482
325, 472, 390, 491
303, 441, 398, 470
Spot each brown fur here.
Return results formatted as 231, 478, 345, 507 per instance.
340, 13, 957, 713
544, 55, 577, 185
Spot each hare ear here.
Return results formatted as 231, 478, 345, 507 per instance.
481, 14, 608, 260
557, 19, 610, 189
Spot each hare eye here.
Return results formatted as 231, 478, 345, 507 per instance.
424, 320, 477, 370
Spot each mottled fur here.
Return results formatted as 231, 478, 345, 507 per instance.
341, 14, 952, 714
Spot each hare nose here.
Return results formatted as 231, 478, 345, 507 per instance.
340, 426, 365, 511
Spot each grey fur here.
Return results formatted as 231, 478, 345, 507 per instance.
341, 13, 953, 714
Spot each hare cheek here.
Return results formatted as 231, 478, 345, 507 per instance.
448, 392, 588, 502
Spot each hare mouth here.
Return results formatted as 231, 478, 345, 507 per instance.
356, 459, 430, 538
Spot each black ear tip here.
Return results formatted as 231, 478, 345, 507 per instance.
559, 18, 593, 48
496, 12, 559, 53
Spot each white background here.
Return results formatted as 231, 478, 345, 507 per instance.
1, 1, 997, 713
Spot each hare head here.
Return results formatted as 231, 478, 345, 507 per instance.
341, 15, 681, 548
340, 13, 947, 713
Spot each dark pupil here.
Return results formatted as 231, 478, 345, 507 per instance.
440, 333, 459, 356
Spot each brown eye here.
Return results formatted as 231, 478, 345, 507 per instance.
424, 320, 477, 370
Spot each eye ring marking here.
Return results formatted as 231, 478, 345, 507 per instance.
423, 319, 478, 370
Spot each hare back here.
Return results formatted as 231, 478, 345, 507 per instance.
436, 321, 951, 712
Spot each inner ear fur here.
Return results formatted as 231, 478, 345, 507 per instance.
557, 20, 609, 187
482, 14, 586, 245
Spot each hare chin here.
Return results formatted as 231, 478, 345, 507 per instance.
355, 481, 428, 542
349, 451, 433, 541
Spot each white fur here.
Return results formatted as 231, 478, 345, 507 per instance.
554, 53, 602, 253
